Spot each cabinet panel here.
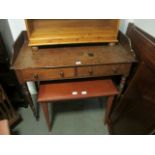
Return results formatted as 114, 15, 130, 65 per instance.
110, 63, 155, 134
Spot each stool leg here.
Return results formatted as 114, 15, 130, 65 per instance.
104, 96, 115, 124
41, 103, 51, 131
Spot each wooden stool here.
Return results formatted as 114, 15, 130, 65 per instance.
37, 80, 119, 131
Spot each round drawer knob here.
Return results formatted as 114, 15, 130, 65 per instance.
112, 68, 117, 74
88, 70, 93, 75
88, 52, 94, 57
33, 74, 39, 80
59, 71, 64, 77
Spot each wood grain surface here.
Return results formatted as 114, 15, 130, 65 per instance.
25, 19, 120, 46
38, 79, 119, 102
11, 42, 134, 69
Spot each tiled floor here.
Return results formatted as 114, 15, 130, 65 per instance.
13, 97, 109, 135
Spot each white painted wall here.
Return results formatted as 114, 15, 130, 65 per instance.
0, 20, 14, 56
119, 19, 134, 33
8, 19, 26, 41
119, 19, 155, 37
6, 19, 155, 94
133, 19, 155, 37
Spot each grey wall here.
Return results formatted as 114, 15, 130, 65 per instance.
119, 19, 155, 37
133, 19, 155, 37
0, 19, 14, 57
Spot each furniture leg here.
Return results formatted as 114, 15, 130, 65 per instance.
36, 102, 40, 121
104, 96, 115, 124
119, 76, 127, 94
50, 103, 55, 130
35, 81, 40, 121
41, 103, 51, 131
21, 83, 36, 118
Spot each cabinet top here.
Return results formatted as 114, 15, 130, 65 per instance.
11, 42, 135, 70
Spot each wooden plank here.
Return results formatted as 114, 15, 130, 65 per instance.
126, 23, 155, 72
38, 80, 119, 102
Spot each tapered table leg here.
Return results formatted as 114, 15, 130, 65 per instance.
104, 96, 115, 124
119, 76, 127, 94
22, 84, 36, 118
41, 103, 51, 131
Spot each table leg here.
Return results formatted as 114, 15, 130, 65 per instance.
35, 81, 40, 120
21, 83, 36, 118
119, 76, 127, 94
104, 96, 115, 124
41, 103, 51, 131
15, 70, 37, 119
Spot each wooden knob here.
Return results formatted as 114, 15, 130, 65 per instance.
88, 69, 93, 75
33, 74, 39, 80
59, 71, 64, 77
88, 52, 94, 57
112, 68, 117, 74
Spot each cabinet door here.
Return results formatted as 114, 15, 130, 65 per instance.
109, 63, 155, 134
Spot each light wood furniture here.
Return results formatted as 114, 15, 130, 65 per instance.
38, 79, 119, 131
25, 19, 120, 47
11, 31, 135, 119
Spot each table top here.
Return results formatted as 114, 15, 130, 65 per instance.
11, 42, 135, 70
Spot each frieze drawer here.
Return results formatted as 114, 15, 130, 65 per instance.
21, 68, 75, 81
77, 64, 131, 77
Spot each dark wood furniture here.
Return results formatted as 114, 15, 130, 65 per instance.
11, 30, 135, 119
25, 19, 120, 47
109, 23, 155, 135
0, 84, 20, 127
38, 79, 119, 131
0, 33, 26, 108
11, 31, 135, 119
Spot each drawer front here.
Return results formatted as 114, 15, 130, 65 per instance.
21, 68, 75, 81
77, 64, 131, 77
